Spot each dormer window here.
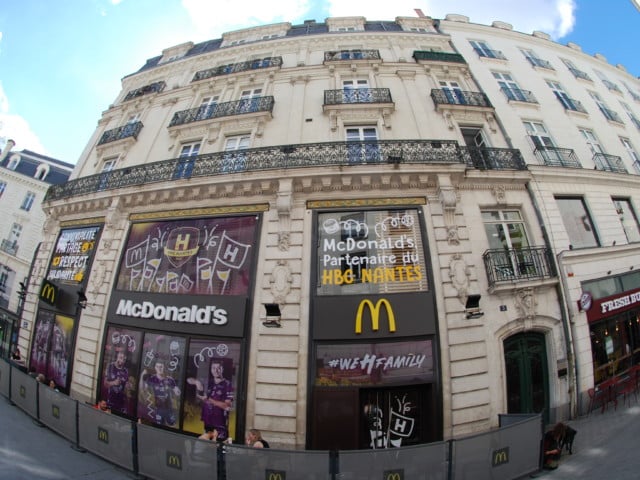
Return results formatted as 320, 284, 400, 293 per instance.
35, 163, 50, 180
327, 17, 365, 32
7, 154, 20, 170
158, 42, 193, 65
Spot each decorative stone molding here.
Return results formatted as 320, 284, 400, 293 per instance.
437, 174, 459, 245
515, 287, 537, 320
276, 178, 293, 251
449, 253, 470, 304
270, 259, 292, 305
491, 185, 506, 204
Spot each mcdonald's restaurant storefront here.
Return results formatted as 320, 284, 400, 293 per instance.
309, 205, 442, 450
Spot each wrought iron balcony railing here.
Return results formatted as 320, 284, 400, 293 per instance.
593, 153, 627, 173
483, 247, 556, 287
44, 140, 528, 201
500, 87, 537, 103
472, 48, 506, 60
324, 50, 381, 61
169, 96, 275, 127
0, 239, 18, 256
97, 121, 144, 146
553, 93, 588, 113
192, 57, 283, 82
123, 81, 166, 102
324, 88, 392, 105
567, 67, 592, 82
599, 106, 624, 124
431, 89, 492, 108
533, 147, 582, 168
526, 57, 555, 70
461, 147, 526, 170
412, 51, 466, 64
602, 80, 622, 93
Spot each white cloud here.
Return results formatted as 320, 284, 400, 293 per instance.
0, 83, 48, 154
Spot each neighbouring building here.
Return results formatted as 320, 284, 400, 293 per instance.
18, 13, 640, 450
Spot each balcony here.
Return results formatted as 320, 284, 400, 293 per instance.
461, 147, 526, 170
97, 121, 144, 146
599, 106, 624, 124
123, 81, 166, 102
169, 96, 275, 127
0, 239, 18, 256
473, 48, 506, 60
534, 147, 582, 168
430, 89, 492, 108
567, 67, 592, 82
525, 57, 555, 70
192, 57, 282, 82
324, 88, 392, 105
593, 153, 627, 173
602, 80, 622, 93
500, 87, 537, 104
324, 50, 381, 62
483, 247, 556, 287
45, 140, 529, 201
554, 94, 588, 114
412, 51, 466, 64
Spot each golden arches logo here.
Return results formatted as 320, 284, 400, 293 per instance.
97, 427, 109, 444
266, 470, 286, 480
355, 299, 396, 334
40, 282, 58, 306
384, 470, 403, 480
166, 452, 182, 469
492, 447, 509, 467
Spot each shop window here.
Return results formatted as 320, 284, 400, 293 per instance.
555, 197, 599, 249
613, 198, 640, 243
590, 314, 636, 383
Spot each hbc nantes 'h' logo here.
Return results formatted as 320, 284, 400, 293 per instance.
355, 298, 396, 334
164, 227, 200, 268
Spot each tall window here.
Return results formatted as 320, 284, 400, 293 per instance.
239, 88, 262, 113
469, 40, 505, 60
613, 198, 640, 243
579, 128, 604, 156
620, 102, 640, 130
594, 70, 621, 93
547, 80, 583, 112
8, 223, 22, 245
179, 142, 201, 158
620, 137, 640, 170
222, 135, 250, 172
0, 181, 6, 198
346, 126, 379, 164
555, 197, 599, 249
20, 192, 36, 211
482, 210, 533, 280
196, 96, 219, 121
524, 121, 568, 166
173, 142, 201, 179
493, 72, 529, 102
590, 91, 623, 123
561, 58, 592, 81
520, 49, 554, 70
343, 79, 371, 103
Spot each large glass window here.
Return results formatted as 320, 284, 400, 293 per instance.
590, 311, 639, 383
482, 210, 532, 280
613, 198, 640, 243
316, 209, 428, 295
555, 197, 599, 249
346, 126, 379, 163
20, 192, 36, 211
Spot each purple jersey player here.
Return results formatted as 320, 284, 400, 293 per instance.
105, 351, 129, 414
142, 361, 180, 426
188, 359, 234, 440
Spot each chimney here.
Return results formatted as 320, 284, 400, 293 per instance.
0, 139, 15, 164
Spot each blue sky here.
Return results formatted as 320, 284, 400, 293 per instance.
0, 0, 638, 164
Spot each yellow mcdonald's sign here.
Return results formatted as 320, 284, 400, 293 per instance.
40, 281, 58, 306
384, 469, 403, 480
492, 447, 509, 467
266, 469, 286, 480
97, 427, 109, 444
355, 299, 396, 334
166, 452, 182, 469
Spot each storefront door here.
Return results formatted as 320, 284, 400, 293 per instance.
504, 332, 549, 424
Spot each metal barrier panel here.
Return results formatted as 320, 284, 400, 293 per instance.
338, 442, 449, 480
0, 359, 10, 398
225, 444, 331, 480
38, 384, 78, 442
451, 415, 541, 480
9, 367, 38, 418
137, 423, 218, 480
77, 402, 135, 471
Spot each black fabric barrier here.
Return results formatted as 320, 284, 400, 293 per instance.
38, 383, 78, 443
10, 367, 38, 418
77, 402, 135, 472
137, 423, 218, 480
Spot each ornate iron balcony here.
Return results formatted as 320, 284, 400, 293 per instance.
500, 87, 537, 103
97, 121, 144, 146
324, 88, 392, 105
526, 57, 555, 70
533, 147, 582, 168
324, 50, 381, 61
567, 67, 592, 82
431, 89, 492, 108
45, 140, 529, 201
593, 153, 627, 173
602, 80, 622, 93
472, 48, 506, 60
483, 247, 556, 287
123, 81, 166, 102
461, 147, 526, 170
553, 93, 587, 113
169, 96, 275, 127
0, 239, 18, 256
599, 106, 624, 124
412, 51, 466, 63
192, 57, 283, 82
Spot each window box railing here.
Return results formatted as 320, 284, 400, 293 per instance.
430, 89, 492, 108
533, 147, 582, 168
192, 57, 282, 82
599, 106, 624, 123
412, 51, 466, 64
123, 81, 166, 102
593, 153, 627, 173
554, 94, 588, 113
44, 140, 528, 201
461, 147, 526, 170
324, 50, 381, 61
526, 57, 555, 70
483, 246, 556, 287
473, 48, 506, 60
567, 67, 592, 82
602, 80, 622, 93
500, 87, 537, 103
324, 88, 392, 105
0, 239, 18, 256
169, 96, 275, 127
97, 121, 144, 146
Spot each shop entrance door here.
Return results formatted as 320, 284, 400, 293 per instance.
504, 332, 549, 424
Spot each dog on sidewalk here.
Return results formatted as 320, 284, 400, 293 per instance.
557, 423, 577, 454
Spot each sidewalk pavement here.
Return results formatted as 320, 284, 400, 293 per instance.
532, 397, 640, 479
0, 396, 132, 480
